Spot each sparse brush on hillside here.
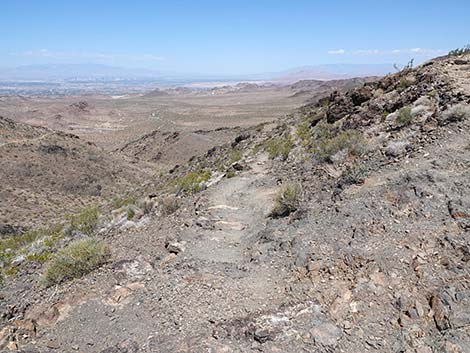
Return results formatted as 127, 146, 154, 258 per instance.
0, 225, 64, 279
396, 106, 413, 126
269, 183, 302, 218
159, 195, 180, 216
68, 205, 100, 236
311, 122, 365, 162
265, 135, 293, 160
442, 104, 470, 123
296, 120, 314, 146
126, 206, 136, 220
173, 170, 211, 194
398, 78, 412, 92
229, 149, 242, 164
111, 195, 137, 209
42, 238, 110, 287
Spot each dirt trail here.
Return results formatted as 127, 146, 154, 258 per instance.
185, 154, 274, 265
22, 154, 297, 352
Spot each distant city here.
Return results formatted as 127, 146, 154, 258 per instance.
0, 63, 397, 96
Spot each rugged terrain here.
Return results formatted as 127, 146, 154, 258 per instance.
1, 54, 470, 352
0, 117, 148, 228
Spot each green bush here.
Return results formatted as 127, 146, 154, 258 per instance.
250, 143, 262, 156
396, 106, 413, 126
229, 150, 242, 164
0, 225, 63, 267
226, 170, 236, 178
265, 135, 293, 160
111, 195, 137, 209
311, 122, 364, 162
296, 121, 313, 146
126, 207, 135, 220
174, 170, 211, 194
398, 78, 412, 92
269, 183, 302, 218
0, 230, 42, 255
69, 206, 100, 235
42, 238, 110, 287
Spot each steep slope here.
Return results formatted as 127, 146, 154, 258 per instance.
289, 76, 379, 102
116, 126, 245, 168
1, 54, 470, 352
0, 117, 147, 229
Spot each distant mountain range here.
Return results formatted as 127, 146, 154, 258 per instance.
0, 63, 396, 84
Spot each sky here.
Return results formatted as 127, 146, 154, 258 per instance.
1, 0, 469, 75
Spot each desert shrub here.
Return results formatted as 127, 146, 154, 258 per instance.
226, 170, 236, 178
381, 111, 390, 122
137, 199, 154, 215
174, 170, 211, 194
396, 106, 413, 126
269, 183, 302, 218
111, 195, 137, 209
0, 230, 42, 256
26, 251, 51, 264
339, 164, 368, 187
159, 196, 180, 215
311, 122, 364, 162
442, 104, 470, 123
398, 78, 412, 92
0, 225, 63, 263
42, 238, 110, 287
265, 135, 293, 160
69, 205, 100, 235
229, 149, 242, 164
126, 206, 135, 220
250, 143, 262, 156
296, 121, 313, 146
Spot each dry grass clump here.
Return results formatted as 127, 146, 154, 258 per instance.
269, 183, 302, 218
396, 106, 413, 126
69, 205, 100, 235
311, 122, 364, 162
42, 238, 110, 287
159, 195, 180, 216
174, 170, 211, 194
0, 225, 64, 275
442, 104, 470, 123
265, 135, 293, 160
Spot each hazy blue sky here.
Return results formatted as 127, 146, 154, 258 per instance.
1, 0, 469, 74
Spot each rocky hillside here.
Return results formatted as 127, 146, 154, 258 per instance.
116, 126, 247, 168
0, 117, 147, 229
1, 54, 470, 352
289, 76, 379, 102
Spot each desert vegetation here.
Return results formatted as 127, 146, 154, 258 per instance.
42, 238, 110, 287
173, 170, 211, 194
396, 106, 413, 126
68, 205, 100, 236
158, 195, 180, 216
269, 183, 302, 218
442, 103, 470, 123
311, 122, 365, 162
0, 225, 65, 282
265, 135, 293, 160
